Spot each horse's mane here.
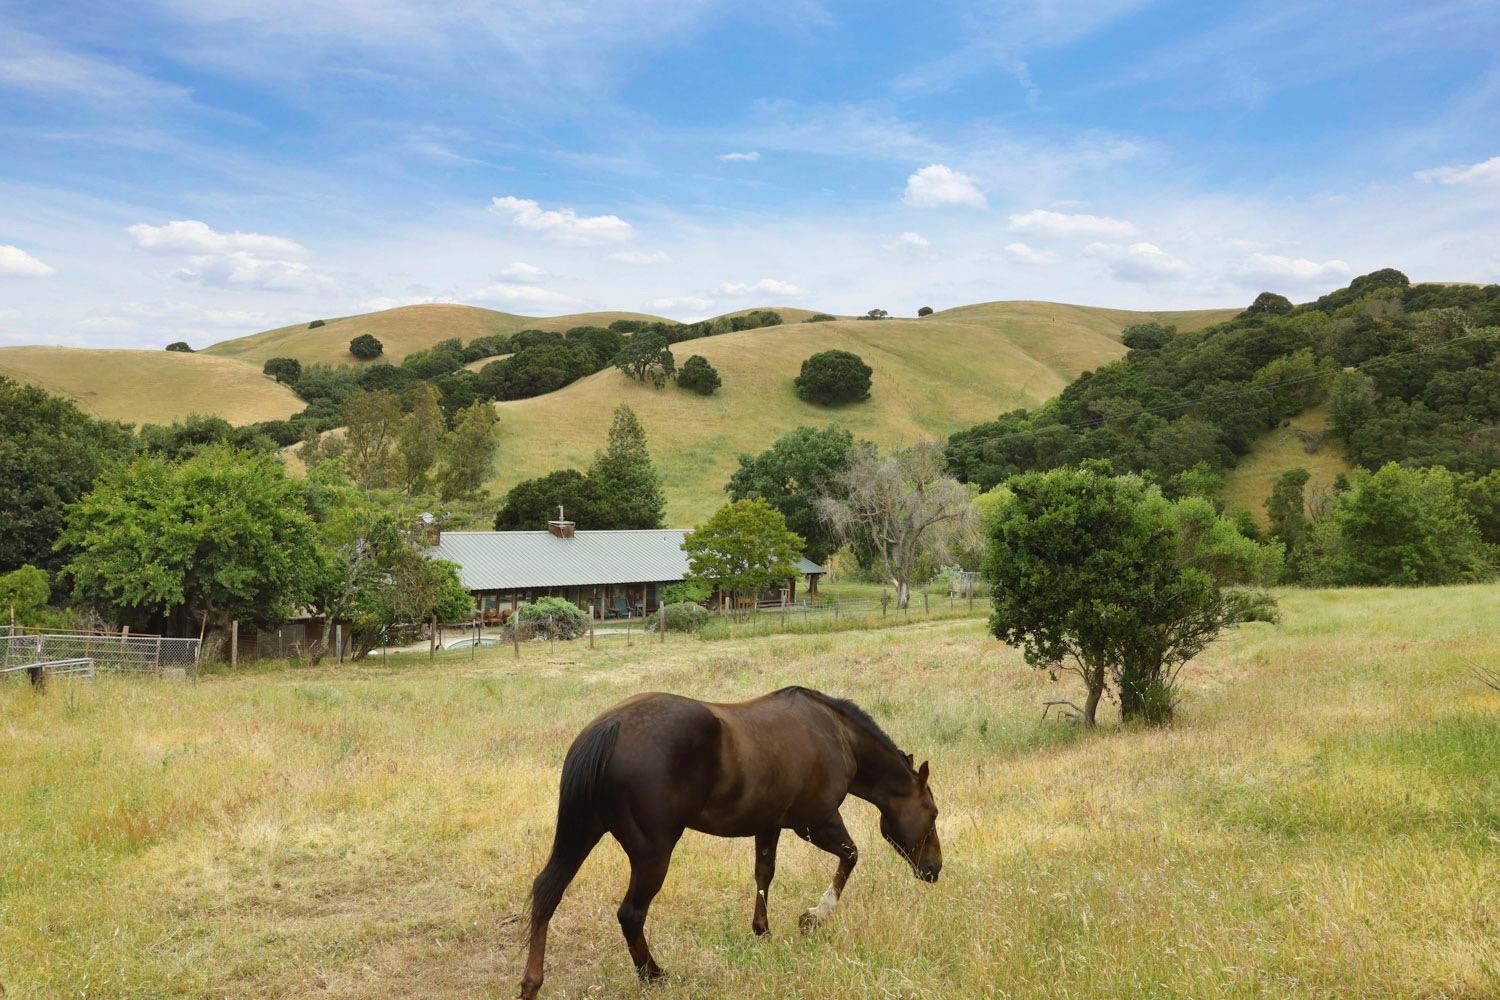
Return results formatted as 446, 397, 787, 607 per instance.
775, 686, 910, 767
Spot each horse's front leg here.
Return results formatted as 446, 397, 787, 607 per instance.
751, 828, 780, 935
796, 813, 857, 933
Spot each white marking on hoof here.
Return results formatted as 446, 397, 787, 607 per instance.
799, 886, 838, 933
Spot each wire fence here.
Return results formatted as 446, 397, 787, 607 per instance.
0, 627, 200, 680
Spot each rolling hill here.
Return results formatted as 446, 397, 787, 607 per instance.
201, 303, 671, 368
486, 302, 1238, 523
0, 346, 304, 427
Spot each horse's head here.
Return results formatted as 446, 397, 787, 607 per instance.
879, 757, 942, 882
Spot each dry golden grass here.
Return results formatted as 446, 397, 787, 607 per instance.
1221, 406, 1354, 525
3, 584, 1496, 999
202, 305, 671, 368
0, 346, 304, 426
490, 303, 1237, 523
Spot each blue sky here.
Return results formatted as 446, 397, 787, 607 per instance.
2, 0, 1498, 349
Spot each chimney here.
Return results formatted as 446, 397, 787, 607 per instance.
418, 512, 441, 546
547, 505, 575, 539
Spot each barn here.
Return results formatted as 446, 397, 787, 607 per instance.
427, 515, 826, 621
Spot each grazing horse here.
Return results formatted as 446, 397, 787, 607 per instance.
517, 686, 942, 999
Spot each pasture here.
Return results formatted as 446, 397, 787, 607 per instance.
2, 584, 1496, 999
0, 346, 304, 427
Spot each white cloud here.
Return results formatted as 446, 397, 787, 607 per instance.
902, 164, 987, 208
1084, 242, 1189, 283
1003, 242, 1058, 265
116, 300, 271, 327
882, 231, 930, 251
490, 195, 635, 245
468, 282, 573, 307
1009, 209, 1136, 238
712, 278, 803, 297
173, 252, 332, 292
648, 295, 714, 312
1414, 154, 1500, 185
126, 219, 328, 292
608, 250, 671, 265
718, 151, 760, 162
499, 261, 546, 281
127, 219, 305, 257
0, 307, 23, 320
1237, 253, 1350, 285
0, 244, 56, 278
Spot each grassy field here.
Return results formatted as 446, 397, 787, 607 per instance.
3, 584, 1496, 999
201, 305, 672, 369
1221, 406, 1354, 525
0, 346, 304, 426
489, 303, 1237, 523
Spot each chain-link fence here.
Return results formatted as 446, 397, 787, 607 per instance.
0, 627, 200, 680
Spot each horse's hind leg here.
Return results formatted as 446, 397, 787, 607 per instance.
519, 823, 605, 1000
617, 835, 678, 982
797, 813, 858, 933
751, 828, 780, 935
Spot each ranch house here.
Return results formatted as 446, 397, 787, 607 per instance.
427, 515, 826, 621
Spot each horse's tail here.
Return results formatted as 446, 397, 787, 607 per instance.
528, 717, 620, 931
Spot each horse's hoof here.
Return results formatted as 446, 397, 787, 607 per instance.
752, 922, 769, 936
798, 910, 821, 934
638, 963, 666, 984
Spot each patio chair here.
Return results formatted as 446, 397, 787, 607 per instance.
613, 596, 633, 619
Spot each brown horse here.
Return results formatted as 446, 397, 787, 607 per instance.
517, 686, 942, 999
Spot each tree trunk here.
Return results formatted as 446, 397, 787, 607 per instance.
1082, 674, 1103, 727
894, 579, 911, 609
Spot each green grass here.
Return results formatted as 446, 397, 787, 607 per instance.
2, 583, 1496, 999
1221, 405, 1354, 524
488, 302, 1237, 523
0, 346, 304, 426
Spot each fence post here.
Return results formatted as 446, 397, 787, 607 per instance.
626, 619, 632, 647
881, 590, 889, 618
589, 614, 595, 650
969, 589, 974, 612
660, 601, 666, 644
154, 635, 163, 671
834, 596, 840, 621
513, 618, 521, 659
781, 595, 787, 630
230, 620, 239, 669
335, 623, 343, 667
430, 617, 437, 661
472, 619, 478, 660
924, 590, 929, 616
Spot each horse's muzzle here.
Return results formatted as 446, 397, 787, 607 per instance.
917, 861, 941, 883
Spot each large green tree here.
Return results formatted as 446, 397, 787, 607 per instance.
340, 388, 405, 489
614, 333, 675, 388
684, 499, 804, 607
1301, 463, 1490, 585
494, 469, 605, 530
588, 404, 666, 528
437, 401, 499, 501
726, 425, 858, 564
398, 382, 446, 494
984, 466, 1279, 727
0, 377, 135, 576
794, 350, 872, 405
58, 446, 322, 635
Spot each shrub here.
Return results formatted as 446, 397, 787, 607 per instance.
645, 601, 710, 633
677, 355, 721, 395
917, 306, 933, 317
308, 319, 326, 329
662, 579, 711, 604
263, 357, 303, 384
165, 342, 193, 352
803, 313, 836, 323
510, 596, 590, 640
349, 334, 383, 360
794, 349, 872, 405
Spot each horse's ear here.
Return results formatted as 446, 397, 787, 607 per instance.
917, 760, 930, 786
904, 752, 914, 767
